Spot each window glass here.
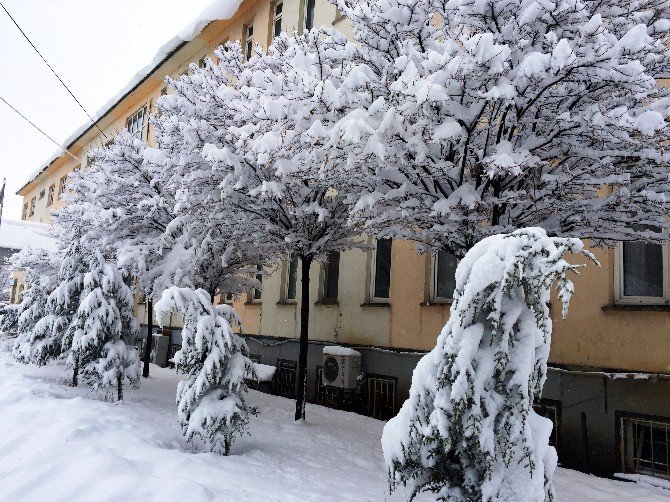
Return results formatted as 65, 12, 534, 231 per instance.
286, 254, 299, 300
435, 250, 458, 300
305, 0, 316, 30
373, 239, 392, 299
323, 251, 340, 301
623, 241, 663, 297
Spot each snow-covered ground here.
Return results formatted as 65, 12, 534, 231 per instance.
0, 338, 668, 502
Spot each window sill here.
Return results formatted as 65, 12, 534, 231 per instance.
315, 300, 339, 306
602, 304, 670, 313
244, 301, 262, 306
360, 302, 390, 308
276, 301, 297, 306
420, 301, 452, 307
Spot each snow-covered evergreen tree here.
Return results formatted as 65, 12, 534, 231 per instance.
158, 31, 364, 420
10, 248, 59, 364
155, 287, 255, 455
329, 0, 670, 257
0, 303, 19, 334
68, 250, 140, 400
382, 228, 596, 501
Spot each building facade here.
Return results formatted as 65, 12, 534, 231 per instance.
14, 0, 670, 481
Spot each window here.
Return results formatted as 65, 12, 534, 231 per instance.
58, 175, 68, 199
10, 279, 17, 304
219, 292, 234, 304
17, 284, 24, 301
126, 106, 147, 140
46, 184, 55, 206
285, 254, 299, 301
433, 250, 458, 301
372, 238, 392, 300
272, 2, 283, 39
304, 0, 316, 31
21, 203, 28, 220
198, 55, 207, 69
322, 251, 340, 302
616, 239, 667, 304
274, 359, 297, 398
38, 189, 45, 200
244, 24, 254, 61
367, 375, 397, 420
252, 264, 263, 301
621, 415, 670, 479
29, 197, 36, 217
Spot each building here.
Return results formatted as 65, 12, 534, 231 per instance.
14, 0, 670, 481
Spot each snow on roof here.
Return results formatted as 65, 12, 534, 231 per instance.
19, 0, 243, 194
323, 346, 362, 357
0, 219, 57, 252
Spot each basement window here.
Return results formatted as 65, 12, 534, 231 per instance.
533, 400, 561, 450
275, 359, 297, 399
367, 375, 397, 420
621, 415, 670, 480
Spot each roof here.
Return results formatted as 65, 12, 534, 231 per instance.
0, 219, 57, 252
18, 0, 243, 194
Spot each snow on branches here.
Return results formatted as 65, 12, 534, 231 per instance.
330, 0, 670, 257
67, 250, 140, 400
382, 228, 596, 501
156, 287, 255, 455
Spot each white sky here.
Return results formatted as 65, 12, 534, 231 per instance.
0, 0, 214, 221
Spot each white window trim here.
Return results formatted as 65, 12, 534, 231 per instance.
614, 241, 669, 305
370, 239, 391, 303
283, 255, 298, 303
430, 253, 455, 304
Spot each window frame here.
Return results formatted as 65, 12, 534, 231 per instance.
38, 189, 45, 200
126, 105, 148, 140
614, 241, 669, 306
29, 197, 36, 217
370, 238, 392, 303
431, 250, 458, 303
244, 23, 254, 61
284, 254, 299, 303
46, 184, 55, 207
618, 411, 670, 480
58, 174, 68, 199
304, 0, 316, 31
321, 251, 340, 303
272, 1, 283, 39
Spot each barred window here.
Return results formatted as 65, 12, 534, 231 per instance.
126, 106, 147, 140
275, 359, 297, 399
621, 416, 670, 479
367, 375, 396, 420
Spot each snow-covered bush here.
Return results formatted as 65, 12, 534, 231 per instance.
68, 250, 140, 400
382, 228, 596, 501
0, 303, 19, 334
156, 287, 256, 455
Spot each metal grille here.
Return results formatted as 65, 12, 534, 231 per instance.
621, 416, 670, 479
367, 376, 396, 420
275, 360, 297, 399
533, 403, 560, 448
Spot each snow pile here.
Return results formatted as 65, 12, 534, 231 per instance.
323, 346, 361, 357
0, 341, 668, 501
0, 219, 57, 252
253, 363, 276, 382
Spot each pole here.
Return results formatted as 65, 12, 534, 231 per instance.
142, 298, 153, 378
295, 255, 313, 421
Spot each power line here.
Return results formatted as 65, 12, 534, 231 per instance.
0, 96, 79, 161
0, 1, 108, 139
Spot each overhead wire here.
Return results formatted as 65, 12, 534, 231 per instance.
0, 0, 108, 139
0, 96, 80, 161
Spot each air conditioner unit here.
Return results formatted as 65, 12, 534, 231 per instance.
322, 346, 362, 389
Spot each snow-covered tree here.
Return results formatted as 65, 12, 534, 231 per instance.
155, 287, 255, 455
329, 0, 670, 257
0, 303, 19, 334
158, 32, 364, 420
67, 249, 140, 400
382, 228, 596, 501
10, 248, 59, 364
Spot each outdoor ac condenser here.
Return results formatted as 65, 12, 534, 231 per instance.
322, 346, 361, 389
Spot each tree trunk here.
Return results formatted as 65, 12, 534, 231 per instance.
142, 299, 153, 378
71, 354, 78, 387
117, 373, 123, 401
294, 255, 313, 421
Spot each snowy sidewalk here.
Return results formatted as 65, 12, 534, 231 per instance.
0, 341, 668, 502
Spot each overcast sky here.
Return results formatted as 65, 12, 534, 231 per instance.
0, 0, 214, 221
